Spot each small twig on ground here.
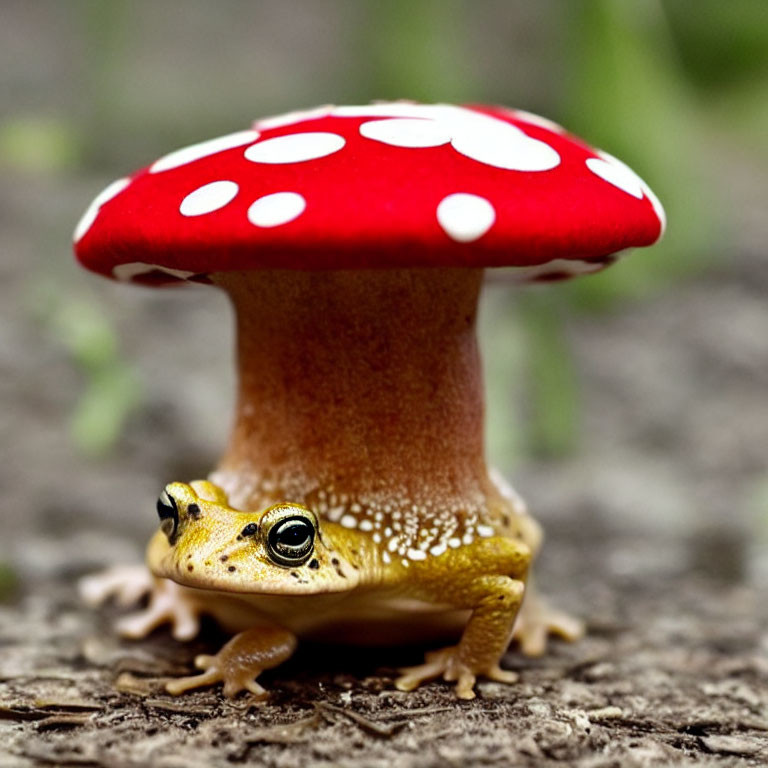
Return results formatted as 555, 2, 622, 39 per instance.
316, 701, 411, 738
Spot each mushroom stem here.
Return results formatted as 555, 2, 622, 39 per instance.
211, 268, 493, 514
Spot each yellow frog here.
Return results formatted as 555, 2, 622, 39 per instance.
82, 475, 582, 700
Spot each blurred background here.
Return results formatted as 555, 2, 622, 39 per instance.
1, 0, 766, 598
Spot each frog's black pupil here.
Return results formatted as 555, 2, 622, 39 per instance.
281, 522, 310, 546
268, 516, 314, 565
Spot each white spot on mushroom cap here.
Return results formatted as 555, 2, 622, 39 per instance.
254, 105, 333, 130
508, 109, 566, 133
244, 132, 345, 164
150, 130, 259, 173
332, 103, 425, 119
247, 192, 306, 228
644, 185, 667, 237
436, 193, 496, 243
451, 122, 560, 172
586, 156, 644, 199
73, 177, 130, 243
588, 151, 666, 237
340, 103, 560, 172
112, 263, 195, 282
179, 180, 239, 217
359, 118, 451, 148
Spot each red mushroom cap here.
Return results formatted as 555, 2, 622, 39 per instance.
73, 102, 665, 285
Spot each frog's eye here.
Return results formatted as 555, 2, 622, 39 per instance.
156, 489, 179, 543
266, 514, 315, 567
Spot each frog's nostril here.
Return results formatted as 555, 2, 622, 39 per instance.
240, 523, 258, 538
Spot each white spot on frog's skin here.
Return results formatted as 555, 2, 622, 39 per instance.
477, 525, 495, 538
430, 543, 447, 557
382, 551, 391, 564
339, 103, 560, 171
247, 192, 306, 228
179, 181, 239, 217
359, 118, 451, 148
244, 132, 345, 164
359, 519, 373, 532
448, 537, 462, 549
340, 514, 357, 529
407, 549, 427, 561
150, 130, 259, 173
437, 193, 495, 243
112, 263, 195, 282
73, 177, 130, 242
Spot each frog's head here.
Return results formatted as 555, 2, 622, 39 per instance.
148, 482, 361, 594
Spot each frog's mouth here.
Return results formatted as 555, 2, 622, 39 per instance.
147, 527, 361, 596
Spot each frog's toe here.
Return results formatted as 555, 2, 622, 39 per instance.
116, 578, 201, 641
395, 651, 451, 692
484, 664, 519, 685
165, 665, 220, 696
166, 626, 295, 699
396, 646, 480, 700
512, 598, 584, 657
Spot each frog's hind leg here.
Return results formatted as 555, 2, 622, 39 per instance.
80, 565, 204, 641
396, 573, 526, 700
116, 577, 203, 641
165, 626, 297, 699
511, 514, 584, 656
79, 564, 154, 609
511, 577, 585, 656
396, 535, 532, 700
492, 470, 585, 655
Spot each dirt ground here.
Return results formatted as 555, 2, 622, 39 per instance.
2, 86, 768, 768
0, 531, 766, 768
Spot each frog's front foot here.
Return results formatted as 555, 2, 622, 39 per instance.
79, 566, 202, 641
165, 626, 297, 699
512, 589, 584, 657
395, 646, 518, 700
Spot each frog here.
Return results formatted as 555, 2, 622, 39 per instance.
81, 476, 582, 700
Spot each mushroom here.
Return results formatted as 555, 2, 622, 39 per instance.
73, 102, 664, 537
